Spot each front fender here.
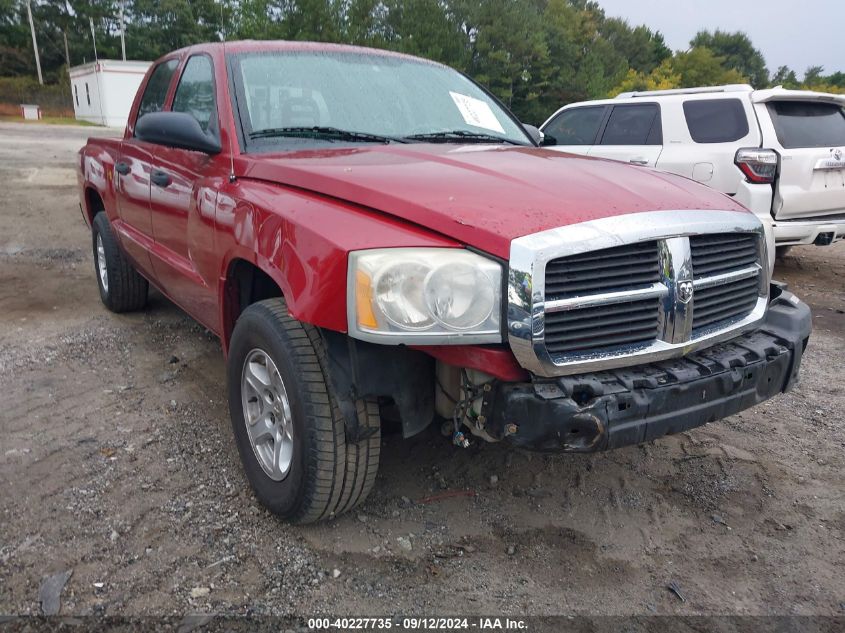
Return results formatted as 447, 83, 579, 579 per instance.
214, 179, 459, 344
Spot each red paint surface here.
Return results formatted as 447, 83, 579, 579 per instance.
413, 345, 529, 382
77, 41, 752, 375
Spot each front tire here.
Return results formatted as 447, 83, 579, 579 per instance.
92, 212, 148, 312
227, 299, 381, 523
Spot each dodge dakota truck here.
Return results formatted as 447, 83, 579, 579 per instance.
77, 41, 811, 524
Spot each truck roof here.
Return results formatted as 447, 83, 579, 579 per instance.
165, 40, 446, 67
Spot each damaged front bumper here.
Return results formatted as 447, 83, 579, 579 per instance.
483, 285, 811, 452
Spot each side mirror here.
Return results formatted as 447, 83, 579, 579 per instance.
522, 123, 543, 145
136, 112, 221, 154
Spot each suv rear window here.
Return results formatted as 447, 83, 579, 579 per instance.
766, 101, 845, 148
683, 98, 749, 143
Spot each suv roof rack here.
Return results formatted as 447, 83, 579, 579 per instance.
615, 84, 753, 99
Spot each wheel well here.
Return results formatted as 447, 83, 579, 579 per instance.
223, 259, 284, 346
85, 188, 105, 225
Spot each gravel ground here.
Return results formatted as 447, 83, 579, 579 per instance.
1, 121, 844, 618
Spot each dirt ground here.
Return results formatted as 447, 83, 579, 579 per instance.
1, 121, 844, 618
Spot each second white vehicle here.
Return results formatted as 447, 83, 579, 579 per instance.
540, 84, 845, 269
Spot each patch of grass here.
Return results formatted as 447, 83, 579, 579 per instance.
0, 115, 102, 126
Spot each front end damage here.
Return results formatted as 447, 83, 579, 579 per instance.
440, 285, 810, 452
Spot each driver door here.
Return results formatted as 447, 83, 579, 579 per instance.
148, 53, 226, 332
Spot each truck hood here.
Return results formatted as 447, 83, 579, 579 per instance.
238, 144, 748, 259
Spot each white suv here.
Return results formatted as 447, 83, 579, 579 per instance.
540, 84, 845, 270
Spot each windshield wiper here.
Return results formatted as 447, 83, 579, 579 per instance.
248, 126, 405, 144
403, 130, 525, 145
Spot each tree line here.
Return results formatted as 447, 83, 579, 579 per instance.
2, 0, 844, 122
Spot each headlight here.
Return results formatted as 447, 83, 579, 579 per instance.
348, 248, 502, 344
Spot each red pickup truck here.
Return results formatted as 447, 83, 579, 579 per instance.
78, 41, 811, 523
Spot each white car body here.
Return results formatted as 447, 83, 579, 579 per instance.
540, 84, 845, 272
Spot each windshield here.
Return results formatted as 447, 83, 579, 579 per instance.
229, 50, 532, 151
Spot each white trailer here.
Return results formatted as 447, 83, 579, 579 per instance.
69, 59, 151, 128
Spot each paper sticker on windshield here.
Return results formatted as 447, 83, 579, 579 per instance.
450, 92, 505, 134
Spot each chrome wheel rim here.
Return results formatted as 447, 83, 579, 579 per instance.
241, 348, 294, 481
96, 234, 108, 293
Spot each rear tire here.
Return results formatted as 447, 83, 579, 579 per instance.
227, 298, 381, 523
92, 212, 148, 312
776, 245, 793, 259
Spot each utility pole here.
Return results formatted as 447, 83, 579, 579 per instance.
63, 30, 71, 69
26, 0, 43, 85
119, 1, 126, 61
89, 17, 98, 61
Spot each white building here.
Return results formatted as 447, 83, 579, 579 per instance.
69, 60, 152, 128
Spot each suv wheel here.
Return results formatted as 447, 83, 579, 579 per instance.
92, 212, 148, 312
227, 299, 381, 523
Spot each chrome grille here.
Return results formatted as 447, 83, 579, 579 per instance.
544, 298, 660, 354
691, 233, 762, 332
543, 242, 661, 354
692, 277, 760, 330
545, 242, 660, 300
690, 233, 758, 277
507, 210, 769, 378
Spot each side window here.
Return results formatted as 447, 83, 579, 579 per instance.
172, 55, 216, 133
683, 98, 749, 143
600, 104, 661, 145
85, 83, 90, 106
74, 84, 79, 106
543, 106, 606, 145
137, 59, 179, 120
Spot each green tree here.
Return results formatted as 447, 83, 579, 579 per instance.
536, 0, 640, 119
0, 0, 33, 76
690, 29, 768, 87
610, 47, 747, 96
237, 0, 340, 42
671, 46, 748, 87
380, 0, 468, 67
126, 0, 224, 59
803, 65, 824, 87
770, 65, 800, 88
457, 0, 549, 121
600, 17, 671, 74
827, 72, 845, 88
611, 64, 681, 94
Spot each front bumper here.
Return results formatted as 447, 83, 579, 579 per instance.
483, 285, 811, 452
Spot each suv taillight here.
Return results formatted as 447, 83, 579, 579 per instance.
735, 148, 778, 184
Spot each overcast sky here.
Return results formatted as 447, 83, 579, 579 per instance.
595, 0, 844, 77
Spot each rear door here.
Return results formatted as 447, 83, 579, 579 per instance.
115, 58, 179, 278
540, 105, 608, 156
588, 103, 663, 167
756, 97, 845, 220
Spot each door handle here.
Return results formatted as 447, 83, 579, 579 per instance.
150, 169, 172, 188
629, 158, 649, 165
115, 161, 130, 175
